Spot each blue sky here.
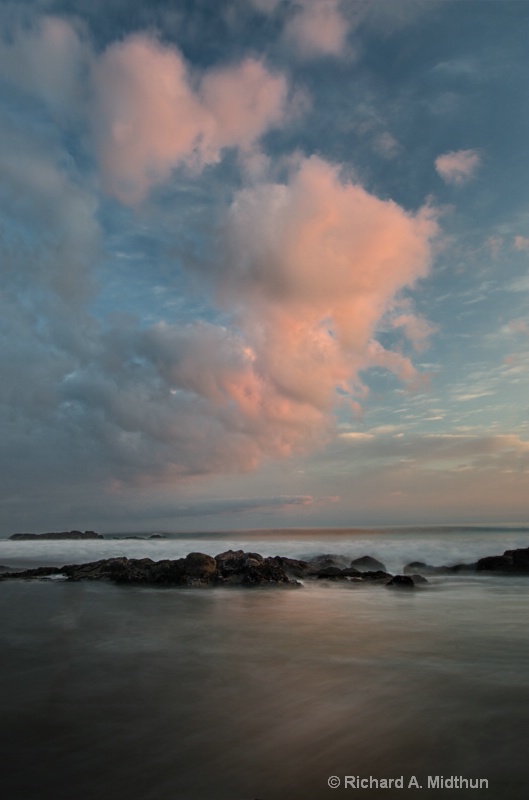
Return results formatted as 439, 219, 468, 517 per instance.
0, 0, 528, 533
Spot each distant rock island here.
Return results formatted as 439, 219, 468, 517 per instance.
9, 530, 103, 541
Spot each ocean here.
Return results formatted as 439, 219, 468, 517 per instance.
1, 526, 529, 800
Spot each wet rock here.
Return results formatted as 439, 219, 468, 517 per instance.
269, 556, 313, 578
314, 566, 364, 580
386, 575, 415, 589
314, 566, 346, 579
2, 565, 64, 579
358, 570, 392, 582
215, 550, 297, 586
308, 554, 350, 569
477, 546, 529, 573
350, 555, 387, 572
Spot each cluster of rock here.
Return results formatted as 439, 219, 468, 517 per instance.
9, 530, 103, 541
403, 545, 529, 575
0, 549, 418, 589
2, 544, 527, 589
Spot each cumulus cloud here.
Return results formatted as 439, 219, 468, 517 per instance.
435, 149, 481, 185
205, 156, 439, 431
0, 15, 440, 500
93, 36, 289, 203
1, 18, 290, 205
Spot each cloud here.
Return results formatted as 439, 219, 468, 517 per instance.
93, 35, 289, 204
0, 15, 90, 113
1, 18, 290, 205
0, 14, 440, 501
217, 155, 438, 410
514, 236, 529, 252
392, 313, 439, 352
435, 149, 481, 185
283, 0, 349, 58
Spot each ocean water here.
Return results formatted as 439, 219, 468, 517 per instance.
1, 527, 529, 800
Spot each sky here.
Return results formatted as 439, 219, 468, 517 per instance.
0, 0, 528, 534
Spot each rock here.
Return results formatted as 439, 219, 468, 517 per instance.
350, 555, 387, 572
214, 550, 297, 586
308, 554, 351, 569
315, 566, 346, 579
386, 575, 415, 589
268, 556, 313, 578
149, 534, 166, 539
358, 570, 392, 582
477, 546, 529, 573
9, 530, 103, 541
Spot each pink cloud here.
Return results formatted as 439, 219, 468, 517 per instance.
216, 156, 438, 433
92, 36, 289, 204
435, 149, 481, 185
284, 0, 349, 58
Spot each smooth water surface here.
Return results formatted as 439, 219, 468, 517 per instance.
1, 528, 529, 799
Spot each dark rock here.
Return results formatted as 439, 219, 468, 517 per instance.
359, 570, 392, 581
477, 547, 529, 573
9, 530, 103, 541
2, 566, 64, 579
350, 555, 387, 572
215, 550, 297, 586
315, 566, 346, 579
505, 547, 529, 571
149, 534, 166, 539
269, 556, 313, 578
1, 550, 298, 588
308, 553, 350, 569
386, 575, 415, 589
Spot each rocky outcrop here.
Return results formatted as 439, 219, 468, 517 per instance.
403, 545, 529, 576
6, 544, 527, 589
0, 551, 300, 588
9, 530, 103, 541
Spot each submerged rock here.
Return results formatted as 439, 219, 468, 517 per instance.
386, 575, 415, 589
